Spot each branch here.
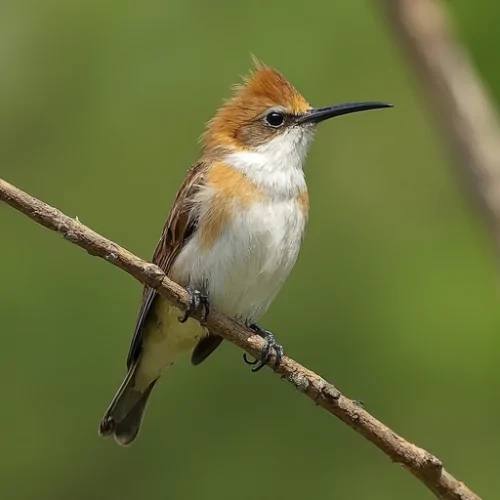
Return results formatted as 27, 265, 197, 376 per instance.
0, 177, 480, 500
380, 0, 500, 253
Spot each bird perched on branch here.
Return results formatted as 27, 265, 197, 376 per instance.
99, 58, 392, 446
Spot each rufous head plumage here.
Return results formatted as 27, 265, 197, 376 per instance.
202, 58, 392, 157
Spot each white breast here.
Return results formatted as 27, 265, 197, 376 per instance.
172, 196, 307, 323
171, 127, 313, 323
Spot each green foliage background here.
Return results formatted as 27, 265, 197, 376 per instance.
1, 1, 499, 498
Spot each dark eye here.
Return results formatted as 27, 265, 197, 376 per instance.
265, 111, 285, 127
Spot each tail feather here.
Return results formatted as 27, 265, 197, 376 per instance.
99, 363, 157, 446
113, 380, 157, 446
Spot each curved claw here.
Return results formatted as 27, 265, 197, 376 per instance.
178, 312, 190, 324
251, 360, 267, 373
243, 353, 258, 366
179, 287, 210, 325
244, 323, 283, 372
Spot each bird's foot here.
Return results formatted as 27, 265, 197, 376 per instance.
179, 287, 210, 326
243, 324, 283, 372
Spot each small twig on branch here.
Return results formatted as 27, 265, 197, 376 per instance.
0, 177, 480, 499
380, 0, 500, 253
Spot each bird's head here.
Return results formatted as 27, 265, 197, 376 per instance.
202, 59, 392, 165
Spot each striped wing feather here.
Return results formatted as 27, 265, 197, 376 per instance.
126, 162, 210, 368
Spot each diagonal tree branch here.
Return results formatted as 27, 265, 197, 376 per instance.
0, 177, 480, 499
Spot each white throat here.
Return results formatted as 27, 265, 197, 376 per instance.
225, 127, 315, 198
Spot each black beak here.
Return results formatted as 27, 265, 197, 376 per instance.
296, 102, 393, 125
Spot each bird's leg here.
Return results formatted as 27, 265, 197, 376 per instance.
243, 323, 283, 372
179, 286, 210, 326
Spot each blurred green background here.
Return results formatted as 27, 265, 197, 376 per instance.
1, 1, 499, 498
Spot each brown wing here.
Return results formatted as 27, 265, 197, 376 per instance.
126, 162, 208, 368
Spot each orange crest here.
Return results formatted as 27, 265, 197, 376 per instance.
203, 59, 310, 151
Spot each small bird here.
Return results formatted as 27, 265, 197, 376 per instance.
99, 59, 391, 445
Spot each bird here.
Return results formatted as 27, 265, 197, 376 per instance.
98, 59, 392, 446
